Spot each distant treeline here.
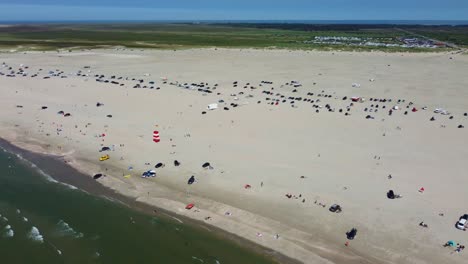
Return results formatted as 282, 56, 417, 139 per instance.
214, 23, 468, 32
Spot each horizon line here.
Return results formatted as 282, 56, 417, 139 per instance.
1, 19, 468, 26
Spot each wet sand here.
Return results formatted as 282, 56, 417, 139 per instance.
0, 137, 298, 264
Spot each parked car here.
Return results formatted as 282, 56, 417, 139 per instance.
347, 228, 357, 240
329, 204, 342, 213
456, 214, 468, 230
99, 154, 110, 161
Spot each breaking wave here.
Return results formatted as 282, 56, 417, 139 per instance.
12, 152, 80, 191
13, 153, 59, 184
3, 225, 14, 238
192, 256, 204, 263
28, 226, 44, 243
56, 220, 83, 238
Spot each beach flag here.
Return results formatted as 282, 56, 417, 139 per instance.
153, 131, 160, 143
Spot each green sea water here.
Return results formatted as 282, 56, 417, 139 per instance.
0, 149, 277, 264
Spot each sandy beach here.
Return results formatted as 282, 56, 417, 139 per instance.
1, 48, 467, 264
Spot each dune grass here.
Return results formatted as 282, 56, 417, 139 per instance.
0, 23, 464, 51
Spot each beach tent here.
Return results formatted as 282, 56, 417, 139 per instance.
387, 190, 395, 199
100, 147, 111, 152
447, 240, 457, 247
155, 162, 164, 168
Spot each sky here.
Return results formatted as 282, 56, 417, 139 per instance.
0, 0, 467, 21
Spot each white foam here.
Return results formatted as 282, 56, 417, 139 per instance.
1, 217, 7, 222
5, 225, 11, 229
9, 150, 81, 191
13, 153, 59, 184
29, 226, 44, 243
22, 217, 28, 222
60, 182, 78, 190
4, 229, 14, 238
191, 256, 204, 263
56, 220, 83, 238
16, 209, 21, 214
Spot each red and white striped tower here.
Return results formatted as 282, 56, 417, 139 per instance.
153, 131, 160, 143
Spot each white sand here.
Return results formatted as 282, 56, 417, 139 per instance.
1, 48, 468, 264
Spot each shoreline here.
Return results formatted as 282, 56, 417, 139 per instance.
1, 48, 467, 264
0, 136, 299, 264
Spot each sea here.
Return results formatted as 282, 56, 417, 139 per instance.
0, 142, 278, 264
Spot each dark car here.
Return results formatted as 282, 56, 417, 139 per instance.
347, 228, 357, 240
329, 204, 342, 213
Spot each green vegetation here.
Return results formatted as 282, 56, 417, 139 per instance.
0, 23, 466, 51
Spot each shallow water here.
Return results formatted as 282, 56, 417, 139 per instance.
0, 149, 276, 264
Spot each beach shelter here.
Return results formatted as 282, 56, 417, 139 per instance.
447, 240, 456, 247
153, 131, 160, 143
